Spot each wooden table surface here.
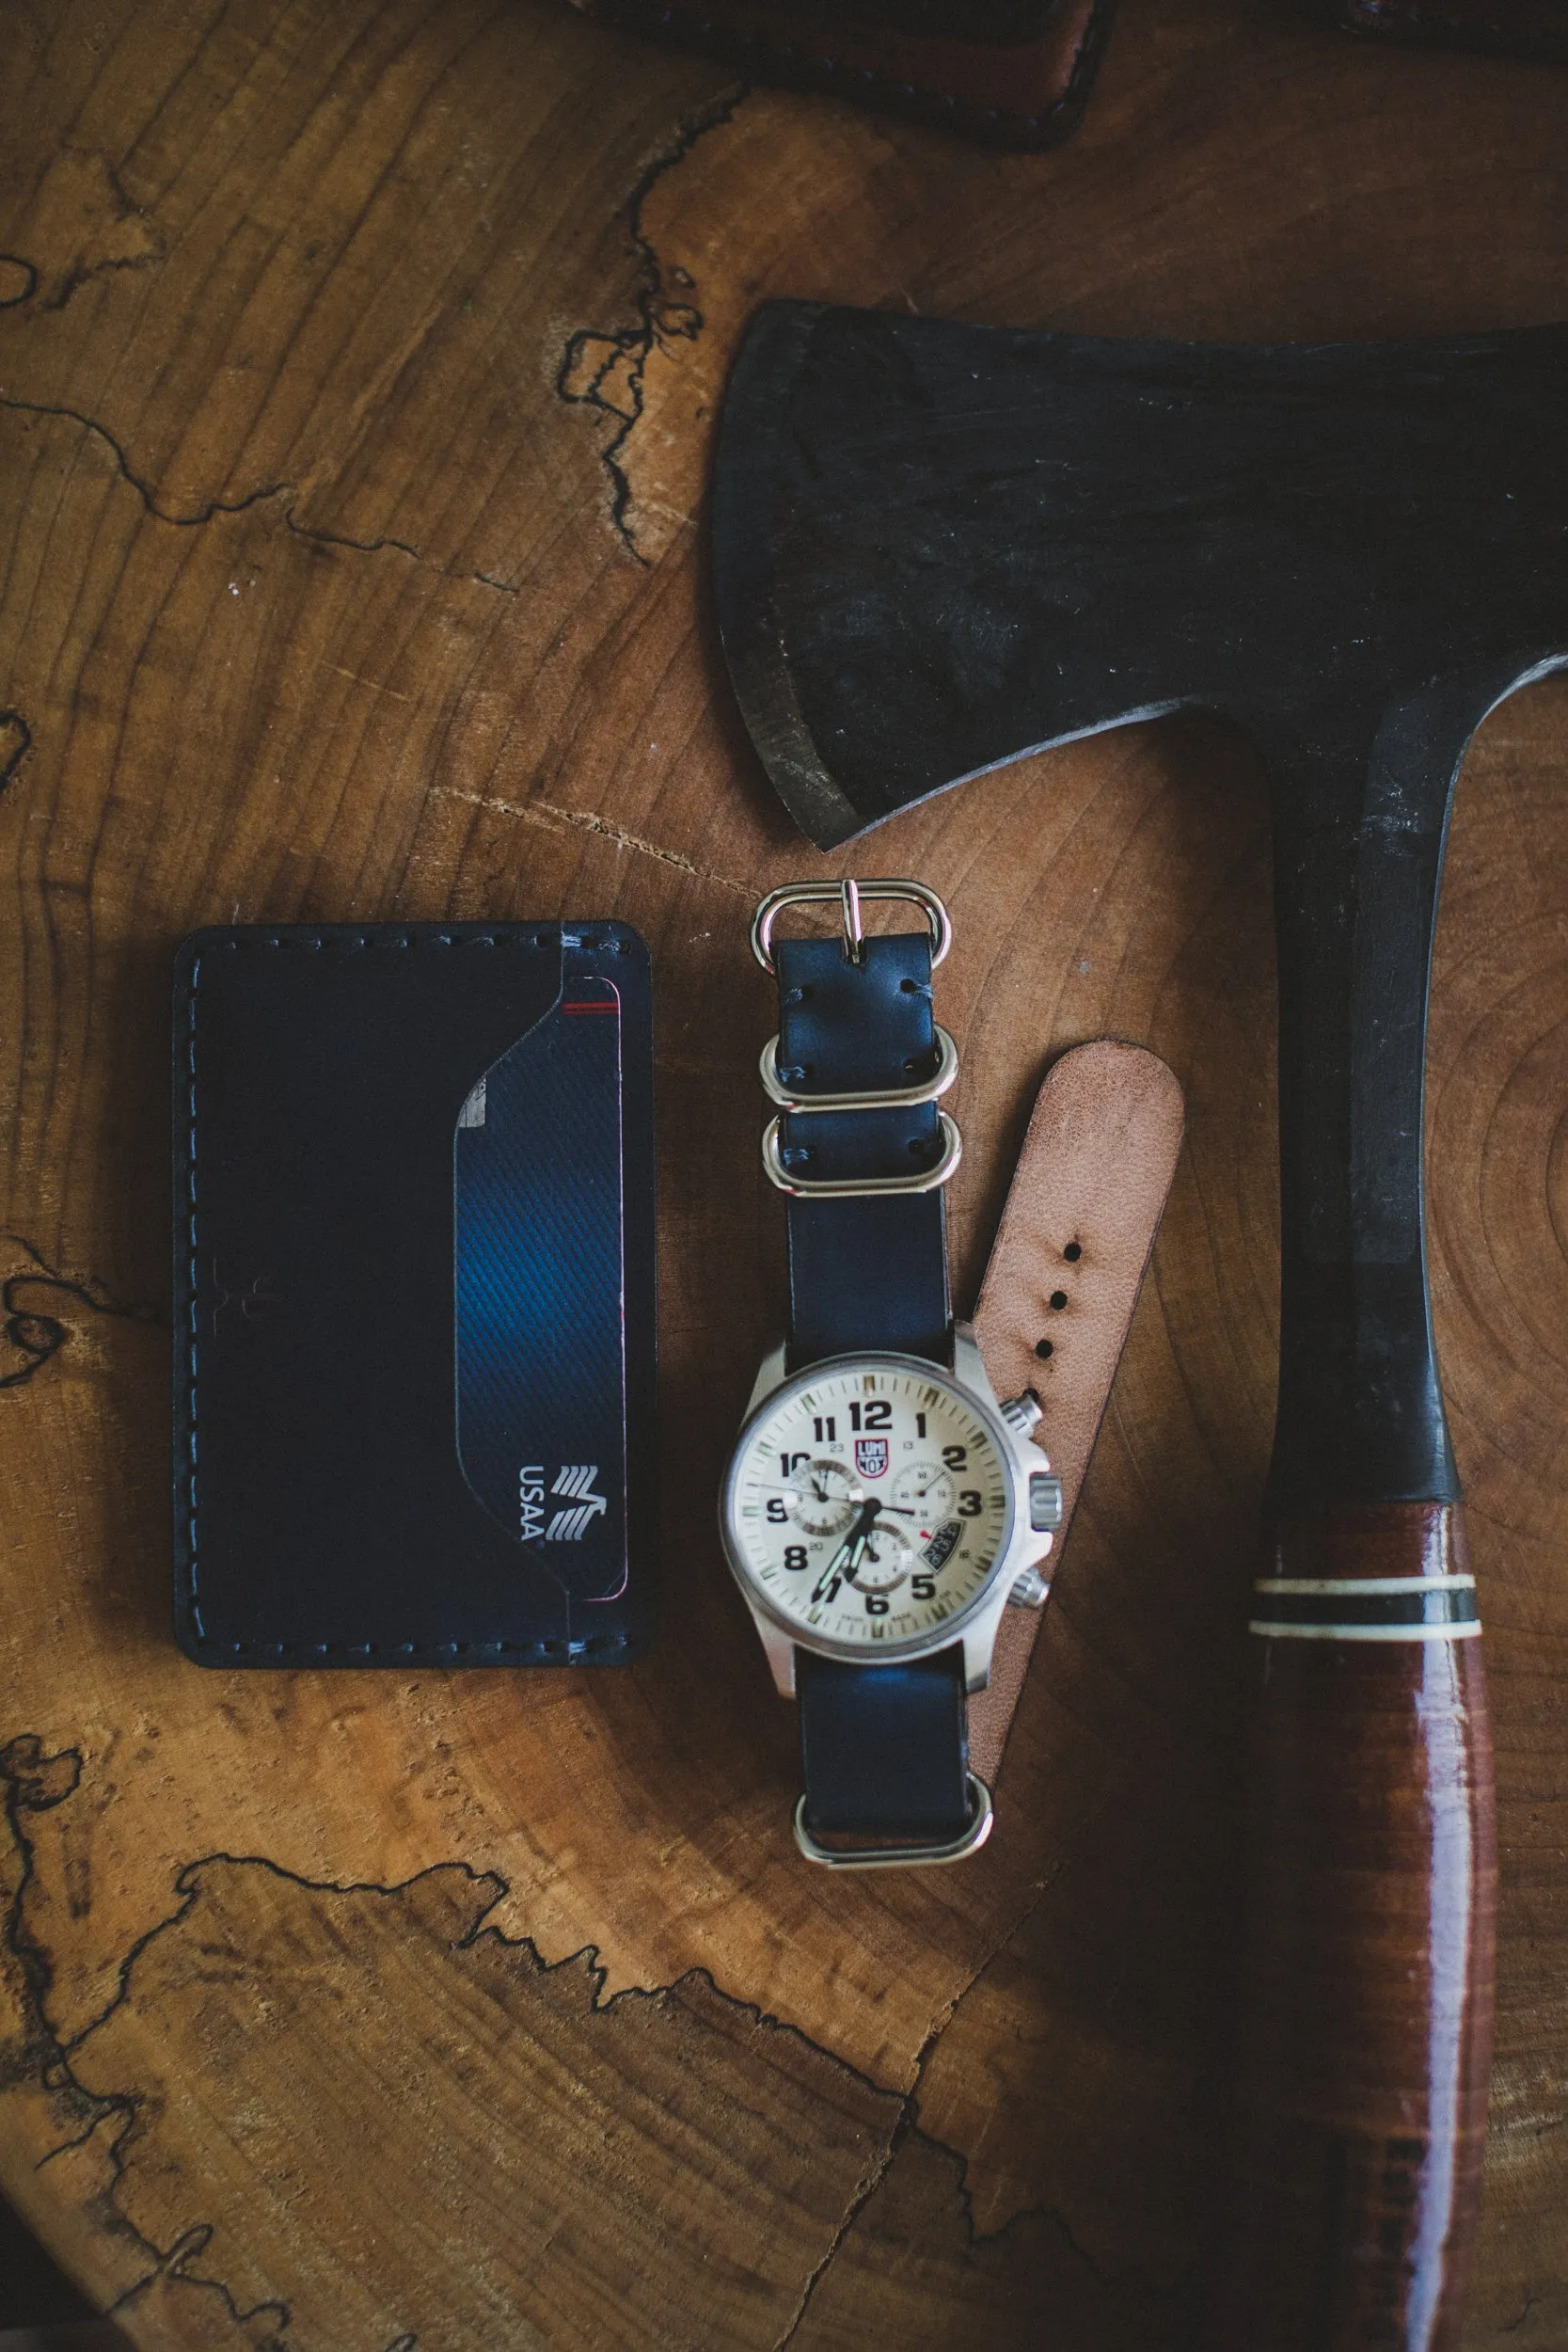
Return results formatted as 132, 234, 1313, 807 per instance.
2, 2, 1565, 2345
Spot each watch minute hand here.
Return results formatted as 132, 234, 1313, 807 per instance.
811, 1501, 879, 1600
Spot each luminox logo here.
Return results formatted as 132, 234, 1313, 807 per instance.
853, 1437, 889, 1480
520, 1464, 609, 1542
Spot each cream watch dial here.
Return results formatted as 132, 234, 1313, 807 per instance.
724, 1359, 1013, 1652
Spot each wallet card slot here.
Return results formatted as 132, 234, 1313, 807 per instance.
454, 977, 628, 1600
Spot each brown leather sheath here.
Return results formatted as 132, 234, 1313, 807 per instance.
566, 0, 1120, 151
967, 1040, 1184, 1785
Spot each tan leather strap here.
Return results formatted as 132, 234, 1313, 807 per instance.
967, 1041, 1185, 1786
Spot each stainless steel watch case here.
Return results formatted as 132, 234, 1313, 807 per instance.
719, 1323, 1056, 1699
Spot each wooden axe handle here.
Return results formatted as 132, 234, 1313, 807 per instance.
1214, 1502, 1496, 2350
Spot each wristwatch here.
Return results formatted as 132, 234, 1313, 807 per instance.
719, 879, 1065, 1868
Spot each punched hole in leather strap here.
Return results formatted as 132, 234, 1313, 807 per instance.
967, 1041, 1184, 1788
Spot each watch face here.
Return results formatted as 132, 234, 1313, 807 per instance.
721, 1356, 1016, 1658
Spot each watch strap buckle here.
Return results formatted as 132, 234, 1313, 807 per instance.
750, 878, 952, 976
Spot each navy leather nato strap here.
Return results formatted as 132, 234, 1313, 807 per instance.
769, 904, 972, 1852
775, 930, 953, 1368
796, 1647, 971, 1841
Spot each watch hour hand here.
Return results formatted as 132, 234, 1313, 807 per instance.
811, 1546, 849, 1603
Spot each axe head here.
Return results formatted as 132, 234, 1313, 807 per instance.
713, 302, 1568, 1511
711, 302, 1568, 847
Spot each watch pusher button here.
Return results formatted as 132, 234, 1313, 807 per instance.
1009, 1564, 1051, 1610
1029, 1470, 1065, 1532
1000, 1391, 1043, 1437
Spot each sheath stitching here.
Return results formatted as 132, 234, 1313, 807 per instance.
182, 930, 636, 1661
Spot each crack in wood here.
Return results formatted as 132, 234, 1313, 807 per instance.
901, 1858, 1074, 2240
282, 510, 422, 564
0, 399, 512, 599
0, 709, 32, 793
770, 1861, 1076, 2344
0, 254, 38, 308
2, 1743, 469, 2346
0, 397, 291, 527
104, 2221, 293, 2345
3, 1728, 1201, 2346
4, 1746, 897, 2341
1, 1738, 154, 2270
556, 84, 746, 564
7, 1735, 1101, 2348
0, 1237, 161, 1392
3, 1736, 87, 2047
769, 2119, 908, 2350
31, 246, 161, 319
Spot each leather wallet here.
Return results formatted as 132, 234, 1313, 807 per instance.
1336, 0, 1568, 61
568, 0, 1119, 150
172, 923, 657, 1668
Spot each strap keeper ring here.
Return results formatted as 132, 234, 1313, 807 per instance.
793, 1774, 994, 1868
762, 1111, 962, 1197
759, 1024, 959, 1114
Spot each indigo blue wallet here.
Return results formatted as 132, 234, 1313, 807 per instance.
172, 923, 657, 1666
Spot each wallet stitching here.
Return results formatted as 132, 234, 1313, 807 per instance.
598, 0, 1114, 132
182, 928, 638, 1662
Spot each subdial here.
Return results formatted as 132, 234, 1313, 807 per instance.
785, 1457, 863, 1538
847, 1517, 916, 1594
891, 1461, 955, 1536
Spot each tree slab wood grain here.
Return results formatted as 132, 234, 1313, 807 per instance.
0, 1, 1564, 2344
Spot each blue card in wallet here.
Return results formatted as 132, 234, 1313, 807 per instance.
172, 922, 656, 1666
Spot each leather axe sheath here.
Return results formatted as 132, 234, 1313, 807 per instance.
711, 301, 1568, 2349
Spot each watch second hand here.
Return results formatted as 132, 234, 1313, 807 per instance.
761, 1484, 916, 1516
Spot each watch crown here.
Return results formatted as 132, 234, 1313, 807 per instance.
1000, 1390, 1043, 1438
1009, 1564, 1051, 1611
1029, 1471, 1065, 1533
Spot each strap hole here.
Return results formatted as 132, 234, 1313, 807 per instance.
907, 1138, 927, 1156
1062, 1241, 1082, 1262
1034, 1339, 1054, 1359
1049, 1290, 1069, 1311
